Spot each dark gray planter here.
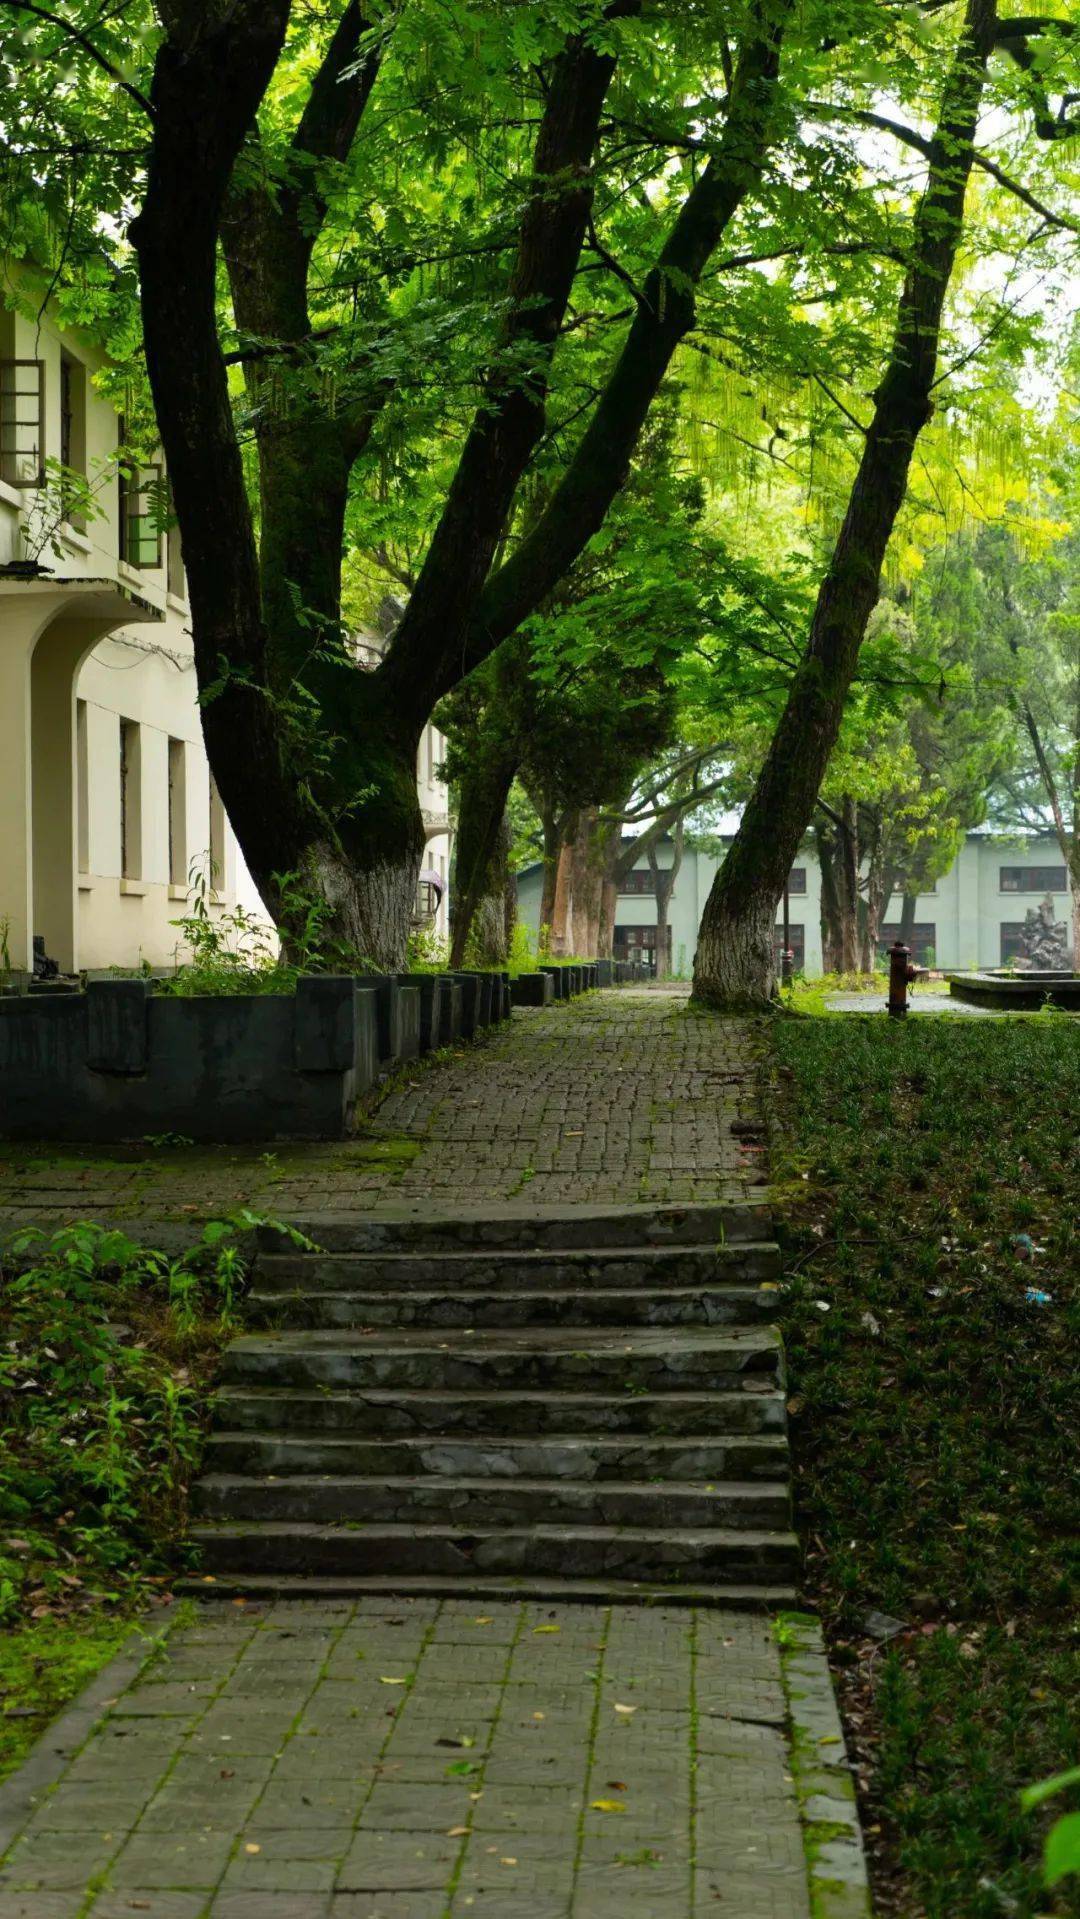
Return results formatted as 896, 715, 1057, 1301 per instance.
0, 976, 378, 1142
595, 959, 614, 986
510, 972, 554, 1008
367, 974, 421, 1062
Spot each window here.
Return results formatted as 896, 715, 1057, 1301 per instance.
59, 352, 86, 524
415, 879, 440, 923
1000, 923, 1028, 965
773, 924, 805, 969
999, 865, 1067, 894
0, 349, 44, 488
208, 772, 226, 892
118, 423, 163, 569
619, 869, 668, 897
613, 925, 673, 963
787, 867, 807, 895
878, 922, 937, 966
168, 739, 187, 887
76, 700, 89, 875
120, 720, 142, 880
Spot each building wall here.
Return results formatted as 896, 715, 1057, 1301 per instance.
1, 274, 262, 972
515, 835, 1074, 977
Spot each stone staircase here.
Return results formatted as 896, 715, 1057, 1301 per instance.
189, 1202, 799, 1606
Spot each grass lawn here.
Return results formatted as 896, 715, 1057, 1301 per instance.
771, 1013, 1079, 1918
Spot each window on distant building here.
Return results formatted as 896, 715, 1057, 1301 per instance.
0, 310, 44, 488
878, 922, 937, 966
208, 772, 226, 892
613, 924, 673, 968
787, 867, 807, 895
120, 719, 142, 879
619, 869, 666, 896
773, 924, 805, 969
76, 700, 89, 874
168, 739, 187, 887
999, 865, 1067, 893
59, 352, 87, 525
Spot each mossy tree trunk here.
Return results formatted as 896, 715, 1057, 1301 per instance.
692, 0, 995, 1010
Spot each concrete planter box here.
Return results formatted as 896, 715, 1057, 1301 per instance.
0, 976, 379, 1142
539, 965, 566, 1001
510, 972, 555, 1008
449, 972, 483, 1040
366, 974, 422, 1063
406, 974, 453, 1052
595, 959, 614, 986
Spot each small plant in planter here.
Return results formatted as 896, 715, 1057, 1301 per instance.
2, 456, 113, 579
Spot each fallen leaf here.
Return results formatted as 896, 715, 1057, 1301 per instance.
533, 1624, 560, 1635
532, 1712, 545, 1721
244, 1843, 260, 1855
591, 1800, 626, 1814
474, 1616, 493, 1626
607, 1781, 628, 1791
447, 1826, 470, 1837
613, 1703, 637, 1716
500, 1856, 518, 1866
380, 1676, 409, 1686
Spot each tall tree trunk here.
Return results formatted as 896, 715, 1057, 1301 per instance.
550, 826, 576, 955
538, 806, 561, 939
899, 890, 918, 946
648, 820, 684, 981
838, 796, 860, 974
450, 749, 518, 967
815, 818, 843, 973
692, 0, 994, 1009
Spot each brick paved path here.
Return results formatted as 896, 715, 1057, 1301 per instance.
0, 1597, 838, 1918
0, 990, 766, 1234
0, 990, 868, 1915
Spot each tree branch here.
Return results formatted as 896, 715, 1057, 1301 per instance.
1, 0, 155, 116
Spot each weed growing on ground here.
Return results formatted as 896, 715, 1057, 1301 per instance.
0, 1216, 295, 1626
772, 1016, 1079, 1919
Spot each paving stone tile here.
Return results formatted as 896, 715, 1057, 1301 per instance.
336, 1832, 458, 1892
89, 1895, 209, 1918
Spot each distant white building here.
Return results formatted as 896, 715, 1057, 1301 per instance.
516, 832, 1075, 977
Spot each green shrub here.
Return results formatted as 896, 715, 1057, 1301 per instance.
0, 1217, 296, 1622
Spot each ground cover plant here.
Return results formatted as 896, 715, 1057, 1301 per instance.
0, 1218, 272, 1773
771, 1015, 1080, 1918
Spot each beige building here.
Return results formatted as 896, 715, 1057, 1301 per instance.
1, 278, 453, 978
0, 272, 258, 979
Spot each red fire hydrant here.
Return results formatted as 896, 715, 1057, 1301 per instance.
888, 939, 924, 1017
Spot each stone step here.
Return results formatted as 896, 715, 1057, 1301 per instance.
211, 1387, 787, 1438
203, 1430, 790, 1481
191, 1473, 791, 1531
245, 1284, 779, 1331
219, 1326, 784, 1394
190, 1521, 801, 1584
179, 1571, 798, 1608
258, 1198, 769, 1256
253, 1242, 782, 1292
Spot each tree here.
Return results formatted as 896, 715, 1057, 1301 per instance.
692, 0, 1076, 1007
100, 0, 795, 965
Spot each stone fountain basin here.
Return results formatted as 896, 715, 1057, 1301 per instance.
947, 971, 1080, 1010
